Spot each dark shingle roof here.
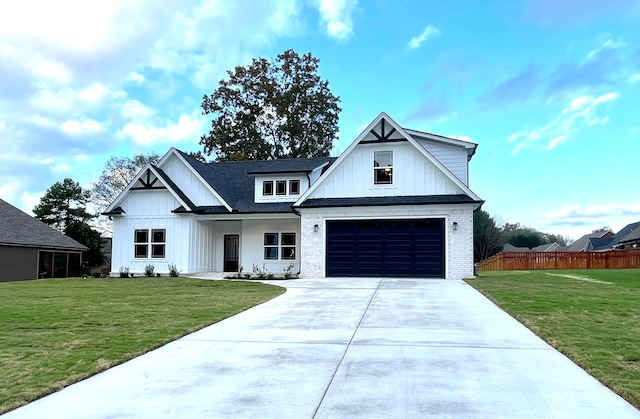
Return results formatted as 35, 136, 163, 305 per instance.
0, 199, 87, 250
604, 221, 640, 249
172, 151, 479, 214
298, 195, 479, 208
176, 151, 336, 213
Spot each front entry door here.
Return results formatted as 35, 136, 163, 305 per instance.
224, 235, 239, 272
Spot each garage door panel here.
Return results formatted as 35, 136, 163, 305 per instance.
326, 219, 444, 278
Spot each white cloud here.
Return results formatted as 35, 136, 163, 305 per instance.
127, 72, 146, 84
547, 203, 640, 219
32, 60, 72, 84
78, 83, 109, 102
60, 119, 103, 136
508, 91, 619, 154
118, 112, 203, 145
315, 0, 357, 41
586, 38, 626, 61
408, 25, 441, 50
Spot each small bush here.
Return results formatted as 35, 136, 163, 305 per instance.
144, 264, 155, 277
168, 264, 179, 277
119, 266, 129, 278
90, 268, 101, 278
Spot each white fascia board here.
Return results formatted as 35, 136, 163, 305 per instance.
405, 128, 478, 160
294, 112, 391, 206
160, 148, 233, 212
104, 162, 193, 213
104, 162, 155, 213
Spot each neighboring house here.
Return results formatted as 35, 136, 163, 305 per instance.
0, 199, 87, 282
566, 231, 614, 252
104, 113, 483, 280
562, 222, 640, 252
502, 243, 560, 252
594, 221, 640, 250
617, 227, 640, 248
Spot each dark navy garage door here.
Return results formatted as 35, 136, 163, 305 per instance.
326, 219, 445, 277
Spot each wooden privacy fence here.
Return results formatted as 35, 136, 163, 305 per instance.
477, 249, 640, 271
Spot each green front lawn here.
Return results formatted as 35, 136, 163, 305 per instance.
0, 277, 285, 414
466, 269, 640, 408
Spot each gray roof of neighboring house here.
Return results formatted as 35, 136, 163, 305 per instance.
0, 199, 87, 251
530, 243, 560, 252
567, 231, 612, 252
502, 243, 530, 252
605, 221, 640, 248
618, 226, 640, 245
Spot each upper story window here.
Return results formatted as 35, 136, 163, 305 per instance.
289, 180, 300, 195
374, 150, 393, 185
261, 179, 301, 197
263, 181, 274, 195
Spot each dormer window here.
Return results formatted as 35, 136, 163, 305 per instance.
289, 180, 300, 195
276, 180, 287, 195
263, 181, 274, 195
374, 150, 393, 185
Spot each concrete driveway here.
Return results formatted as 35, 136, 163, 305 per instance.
4, 278, 639, 418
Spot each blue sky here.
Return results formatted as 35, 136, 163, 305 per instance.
1, 0, 639, 241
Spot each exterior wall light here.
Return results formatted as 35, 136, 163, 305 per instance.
452, 222, 458, 231
314, 224, 319, 233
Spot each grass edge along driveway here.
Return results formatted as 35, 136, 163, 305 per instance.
466, 269, 640, 409
0, 277, 285, 414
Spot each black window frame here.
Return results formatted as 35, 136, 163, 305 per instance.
263, 181, 274, 196
289, 180, 300, 195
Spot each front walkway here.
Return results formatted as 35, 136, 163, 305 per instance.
3, 278, 638, 418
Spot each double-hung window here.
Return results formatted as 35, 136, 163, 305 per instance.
374, 150, 393, 185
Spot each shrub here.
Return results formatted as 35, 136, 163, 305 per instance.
90, 268, 101, 278
144, 264, 155, 277
119, 266, 129, 278
168, 264, 179, 277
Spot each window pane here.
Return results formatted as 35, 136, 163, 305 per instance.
135, 230, 148, 243
151, 244, 165, 258
135, 244, 148, 258
374, 150, 393, 167
152, 229, 165, 243
375, 168, 393, 184
264, 233, 278, 245
264, 247, 278, 260
281, 233, 296, 245
276, 180, 287, 195
263, 181, 273, 195
282, 247, 295, 260
289, 180, 300, 195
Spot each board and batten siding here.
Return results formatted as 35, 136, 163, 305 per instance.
110, 189, 194, 275
307, 142, 464, 200
0, 246, 38, 282
161, 154, 224, 207
415, 139, 469, 186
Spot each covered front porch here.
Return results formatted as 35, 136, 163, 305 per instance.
188, 215, 301, 277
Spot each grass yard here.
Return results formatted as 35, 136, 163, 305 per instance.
0, 277, 285, 414
466, 269, 640, 408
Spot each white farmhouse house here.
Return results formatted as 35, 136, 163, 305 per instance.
104, 113, 483, 279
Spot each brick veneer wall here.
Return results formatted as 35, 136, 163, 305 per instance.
299, 205, 475, 280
